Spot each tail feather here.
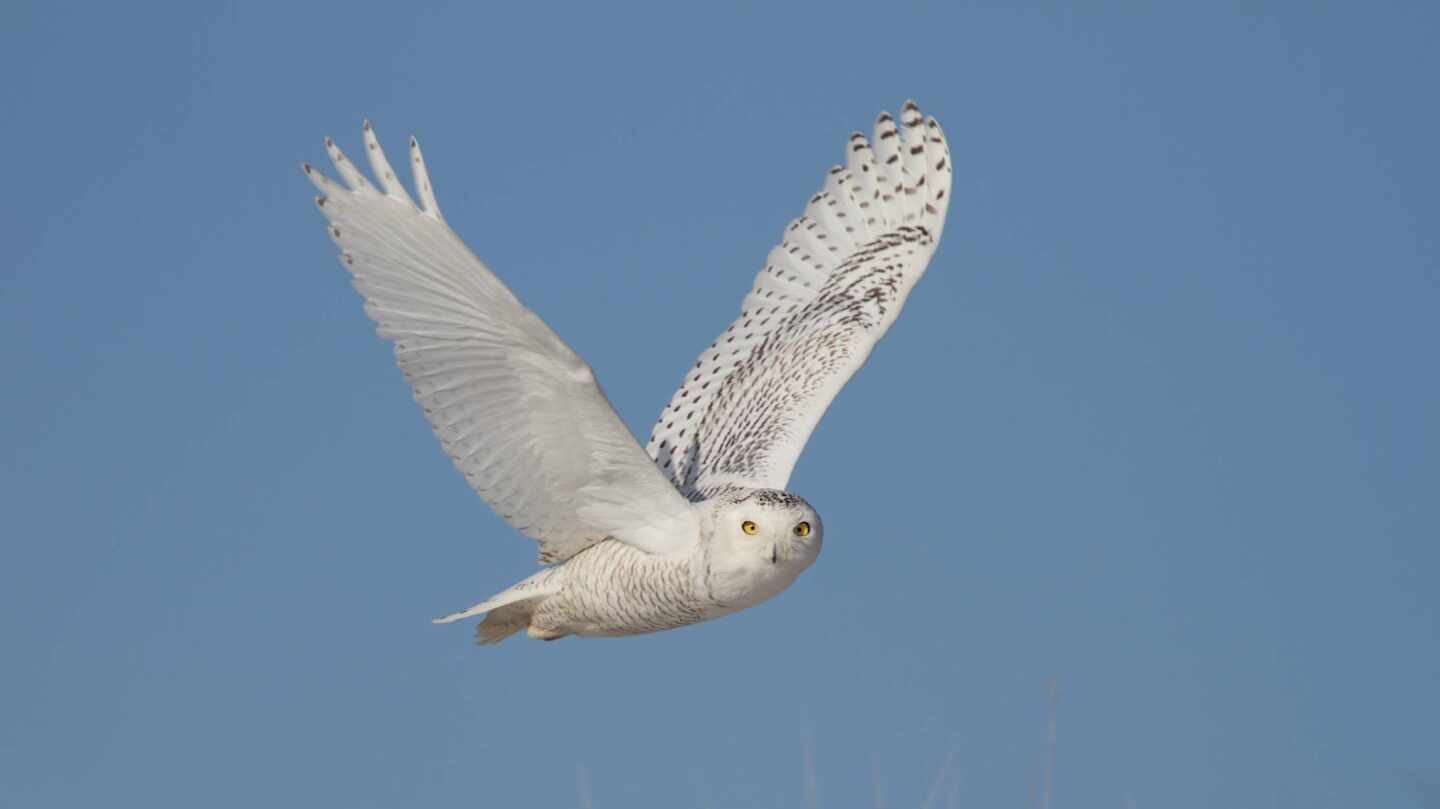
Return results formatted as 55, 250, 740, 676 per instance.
432, 595, 508, 625
432, 569, 561, 646
475, 600, 541, 645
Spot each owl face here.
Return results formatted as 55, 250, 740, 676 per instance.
706, 489, 823, 608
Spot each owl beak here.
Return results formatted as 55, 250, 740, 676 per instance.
770, 545, 779, 564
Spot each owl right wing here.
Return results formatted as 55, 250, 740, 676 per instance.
303, 123, 698, 564
646, 101, 953, 498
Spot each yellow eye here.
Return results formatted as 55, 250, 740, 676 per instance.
794, 521, 811, 537
741, 520, 759, 535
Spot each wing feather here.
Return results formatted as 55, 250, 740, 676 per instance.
305, 126, 698, 562
646, 101, 954, 496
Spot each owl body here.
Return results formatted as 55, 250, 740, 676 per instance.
461, 489, 823, 643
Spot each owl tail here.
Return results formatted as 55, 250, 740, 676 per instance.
473, 598, 544, 645
432, 569, 560, 645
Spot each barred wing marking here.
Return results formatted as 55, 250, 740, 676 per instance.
304, 124, 699, 562
645, 101, 953, 496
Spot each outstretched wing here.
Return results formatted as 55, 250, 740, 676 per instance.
646, 101, 953, 498
304, 123, 698, 563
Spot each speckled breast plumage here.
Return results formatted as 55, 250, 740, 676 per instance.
527, 541, 712, 637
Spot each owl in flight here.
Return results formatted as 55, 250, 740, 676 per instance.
304, 101, 952, 644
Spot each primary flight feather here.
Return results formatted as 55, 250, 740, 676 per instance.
303, 101, 953, 644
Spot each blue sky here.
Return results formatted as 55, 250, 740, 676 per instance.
3, 2, 1436, 807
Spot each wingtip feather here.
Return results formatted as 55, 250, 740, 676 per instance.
361, 120, 416, 205
325, 136, 369, 192
408, 135, 443, 220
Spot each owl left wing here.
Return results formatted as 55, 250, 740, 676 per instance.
302, 123, 699, 564
646, 101, 954, 497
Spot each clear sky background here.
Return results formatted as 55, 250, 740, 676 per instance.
3, 2, 1436, 807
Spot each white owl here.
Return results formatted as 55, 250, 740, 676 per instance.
303, 101, 953, 644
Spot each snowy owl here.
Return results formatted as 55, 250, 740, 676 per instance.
303, 101, 952, 644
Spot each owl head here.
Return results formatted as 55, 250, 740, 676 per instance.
704, 488, 823, 607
